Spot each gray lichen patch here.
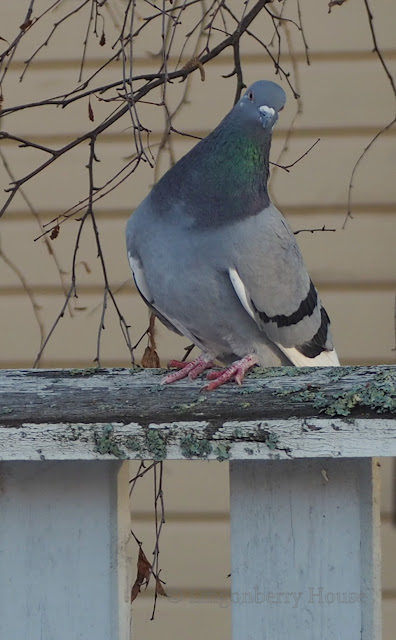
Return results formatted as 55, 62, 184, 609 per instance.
93, 424, 125, 458
248, 366, 317, 379
123, 436, 142, 454
180, 433, 212, 459
172, 395, 207, 411
263, 431, 280, 450
213, 444, 231, 461
69, 367, 100, 376
58, 422, 170, 461
123, 428, 168, 460
281, 368, 396, 417
144, 429, 167, 460
128, 367, 167, 376
251, 425, 284, 453
313, 369, 396, 416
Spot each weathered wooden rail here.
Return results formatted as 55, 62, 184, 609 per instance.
1, 365, 395, 639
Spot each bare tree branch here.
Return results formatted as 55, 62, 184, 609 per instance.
0, 0, 275, 220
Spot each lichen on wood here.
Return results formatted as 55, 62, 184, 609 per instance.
278, 367, 396, 416
1, 366, 396, 461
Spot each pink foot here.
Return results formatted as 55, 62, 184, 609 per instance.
162, 353, 214, 384
203, 354, 259, 391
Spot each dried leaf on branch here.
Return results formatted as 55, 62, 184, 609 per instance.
141, 313, 160, 368
131, 545, 167, 602
131, 546, 152, 602
328, 0, 349, 12
88, 97, 94, 122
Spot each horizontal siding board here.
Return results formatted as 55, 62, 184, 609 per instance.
244, 0, 396, 55
174, 58, 396, 134
269, 135, 396, 208
289, 212, 396, 285
301, 0, 396, 53
2, 125, 396, 150
1, 0, 215, 64
3, 57, 396, 136
1, 135, 396, 217
2, 212, 395, 288
326, 288, 395, 364
2, 0, 396, 63
0, 289, 394, 366
5, 203, 396, 222
4, 49, 396, 76
0, 290, 187, 367
0, 139, 156, 214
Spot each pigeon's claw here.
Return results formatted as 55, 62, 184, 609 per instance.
203, 354, 259, 391
163, 353, 214, 384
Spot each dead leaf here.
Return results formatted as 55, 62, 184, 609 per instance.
141, 345, 160, 368
80, 260, 91, 274
50, 224, 60, 240
197, 62, 205, 81
99, 30, 106, 46
131, 581, 141, 602
156, 578, 167, 597
141, 313, 160, 367
19, 19, 33, 31
328, 0, 348, 12
131, 546, 152, 602
181, 57, 205, 81
88, 97, 94, 122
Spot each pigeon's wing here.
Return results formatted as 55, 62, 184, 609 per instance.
127, 250, 183, 336
227, 205, 339, 366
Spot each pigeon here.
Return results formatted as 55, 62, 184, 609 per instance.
126, 80, 339, 390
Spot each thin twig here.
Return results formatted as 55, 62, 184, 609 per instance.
343, 0, 396, 228
0, 241, 46, 349
271, 138, 320, 172
33, 215, 88, 367
294, 226, 336, 236
296, 0, 310, 65
0, 148, 72, 317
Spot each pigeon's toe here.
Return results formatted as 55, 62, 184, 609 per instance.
203, 354, 259, 391
162, 353, 214, 384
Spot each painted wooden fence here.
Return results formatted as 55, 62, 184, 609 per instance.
1, 365, 394, 639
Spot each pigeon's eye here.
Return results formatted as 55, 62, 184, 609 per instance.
247, 90, 254, 101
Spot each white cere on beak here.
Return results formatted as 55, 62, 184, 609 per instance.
258, 105, 275, 117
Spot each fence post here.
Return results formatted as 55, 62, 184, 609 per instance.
229, 458, 381, 639
0, 460, 131, 640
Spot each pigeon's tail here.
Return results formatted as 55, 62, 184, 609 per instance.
276, 345, 340, 367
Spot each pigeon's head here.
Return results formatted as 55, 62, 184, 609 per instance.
236, 80, 286, 135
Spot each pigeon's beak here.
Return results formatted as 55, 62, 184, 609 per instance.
258, 105, 277, 131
